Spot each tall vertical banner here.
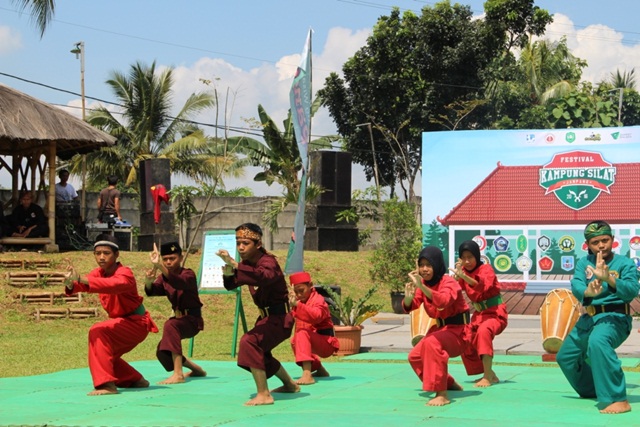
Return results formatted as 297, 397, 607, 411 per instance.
285, 28, 312, 275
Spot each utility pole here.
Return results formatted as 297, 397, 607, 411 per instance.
71, 41, 87, 221
356, 122, 381, 201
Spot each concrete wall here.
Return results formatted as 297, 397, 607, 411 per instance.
0, 190, 414, 251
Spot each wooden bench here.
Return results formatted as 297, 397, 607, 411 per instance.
14, 291, 81, 304
0, 259, 51, 269
34, 307, 99, 320
0, 237, 57, 253
6, 271, 66, 287
0, 237, 52, 245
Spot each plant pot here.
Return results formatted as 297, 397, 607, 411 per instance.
390, 291, 406, 314
334, 325, 363, 356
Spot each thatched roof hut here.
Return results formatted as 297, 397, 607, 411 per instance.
0, 84, 116, 251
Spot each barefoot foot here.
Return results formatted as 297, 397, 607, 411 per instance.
184, 359, 207, 377
158, 373, 186, 385
271, 383, 301, 393
88, 382, 118, 396
474, 374, 499, 388
448, 380, 463, 391
129, 378, 150, 388
313, 366, 330, 377
427, 392, 451, 406
244, 393, 274, 406
295, 373, 316, 385
600, 400, 631, 414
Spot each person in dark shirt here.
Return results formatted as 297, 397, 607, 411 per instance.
9, 191, 49, 238
145, 241, 206, 384
216, 223, 299, 406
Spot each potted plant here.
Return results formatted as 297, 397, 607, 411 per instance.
369, 198, 423, 313
320, 284, 382, 355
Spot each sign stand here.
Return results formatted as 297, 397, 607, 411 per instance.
189, 230, 247, 358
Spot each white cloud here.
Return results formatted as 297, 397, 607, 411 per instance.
544, 13, 640, 84
0, 26, 22, 54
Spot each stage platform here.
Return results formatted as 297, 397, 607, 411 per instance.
1, 357, 639, 426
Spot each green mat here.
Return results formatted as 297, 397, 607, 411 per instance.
1, 360, 639, 426
345, 353, 640, 368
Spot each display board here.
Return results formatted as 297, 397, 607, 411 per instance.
422, 126, 640, 292
190, 230, 247, 357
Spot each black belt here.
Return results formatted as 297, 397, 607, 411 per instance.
436, 310, 470, 327
258, 302, 290, 318
316, 328, 335, 337
585, 303, 630, 316
175, 307, 202, 318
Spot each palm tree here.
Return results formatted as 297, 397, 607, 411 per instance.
518, 38, 585, 104
239, 100, 338, 231
70, 61, 241, 192
11, 0, 55, 37
609, 68, 636, 89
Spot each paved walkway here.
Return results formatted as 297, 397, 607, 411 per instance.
361, 313, 640, 356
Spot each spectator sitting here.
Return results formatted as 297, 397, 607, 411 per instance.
9, 191, 49, 238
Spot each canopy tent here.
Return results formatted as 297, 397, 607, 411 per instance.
0, 84, 116, 250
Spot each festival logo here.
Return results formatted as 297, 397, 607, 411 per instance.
561, 256, 574, 272
516, 256, 532, 272
558, 235, 575, 252
630, 236, 640, 251
565, 132, 576, 143
539, 150, 616, 210
539, 256, 553, 271
473, 235, 487, 251
516, 235, 528, 253
494, 236, 509, 252
537, 235, 551, 252
494, 255, 512, 272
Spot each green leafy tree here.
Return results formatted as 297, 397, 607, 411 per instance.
369, 198, 423, 294
238, 101, 336, 231
320, 3, 501, 198
72, 61, 241, 192
486, 37, 585, 129
547, 84, 619, 128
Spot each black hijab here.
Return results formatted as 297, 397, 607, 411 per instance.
458, 240, 482, 273
417, 246, 446, 286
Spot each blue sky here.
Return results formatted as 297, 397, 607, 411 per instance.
2, 1, 640, 195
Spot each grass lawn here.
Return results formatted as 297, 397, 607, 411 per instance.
0, 249, 384, 378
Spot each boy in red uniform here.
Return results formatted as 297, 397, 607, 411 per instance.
145, 242, 206, 384
216, 223, 299, 406
450, 240, 508, 387
289, 271, 339, 385
63, 234, 158, 396
404, 246, 471, 407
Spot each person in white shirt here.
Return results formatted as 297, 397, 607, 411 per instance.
55, 169, 78, 203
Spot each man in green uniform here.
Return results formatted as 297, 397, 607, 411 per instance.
557, 220, 639, 414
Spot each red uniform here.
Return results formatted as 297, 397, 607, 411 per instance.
65, 263, 158, 388
291, 288, 339, 371
145, 267, 204, 371
458, 263, 508, 375
405, 274, 470, 392
223, 251, 293, 378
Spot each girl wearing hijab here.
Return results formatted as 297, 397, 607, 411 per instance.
403, 246, 471, 407
450, 240, 508, 388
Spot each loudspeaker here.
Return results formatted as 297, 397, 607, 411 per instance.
309, 151, 352, 206
139, 158, 171, 213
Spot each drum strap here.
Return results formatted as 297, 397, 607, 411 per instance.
585, 303, 630, 316
437, 310, 470, 327
472, 294, 503, 312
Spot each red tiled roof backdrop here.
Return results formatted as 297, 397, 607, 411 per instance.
439, 162, 640, 225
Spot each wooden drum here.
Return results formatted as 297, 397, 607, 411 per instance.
540, 288, 582, 353
410, 303, 437, 347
